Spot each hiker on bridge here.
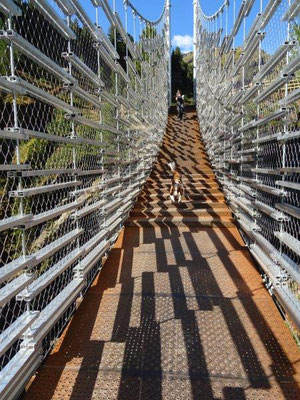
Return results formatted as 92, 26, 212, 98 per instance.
175, 89, 185, 120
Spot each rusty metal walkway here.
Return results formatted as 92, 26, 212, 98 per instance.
24, 109, 300, 399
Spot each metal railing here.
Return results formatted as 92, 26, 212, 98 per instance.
0, 0, 171, 398
194, 0, 300, 332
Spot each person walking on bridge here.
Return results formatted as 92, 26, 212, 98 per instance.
175, 89, 184, 120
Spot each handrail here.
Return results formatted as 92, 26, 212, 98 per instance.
198, 0, 229, 20
0, 0, 171, 396
126, 0, 169, 25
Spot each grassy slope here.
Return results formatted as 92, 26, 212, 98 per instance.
183, 52, 193, 65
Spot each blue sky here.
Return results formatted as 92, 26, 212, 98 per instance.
123, 1, 229, 53
126, 1, 270, 52
52, 0, 267, 54
51, 0, 234, 53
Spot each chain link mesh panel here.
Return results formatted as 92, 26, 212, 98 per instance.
0, 0, 171, 397
195, 0, 300, 338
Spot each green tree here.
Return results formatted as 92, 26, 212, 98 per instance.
142, 25, 157, 38
108, 26, 134, 70
171, 47, 193, 101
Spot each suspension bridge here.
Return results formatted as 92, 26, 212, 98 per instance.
0, 0, 300, 399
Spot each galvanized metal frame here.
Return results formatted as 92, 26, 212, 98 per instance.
0, 0, 170, 397
195, 0, 300, 332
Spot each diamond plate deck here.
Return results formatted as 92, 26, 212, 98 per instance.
23, 109, 300, 400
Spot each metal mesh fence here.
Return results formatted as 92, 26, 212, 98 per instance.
0, 0, 170, 397
195, 0, 300, 338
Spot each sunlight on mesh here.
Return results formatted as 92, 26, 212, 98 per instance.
195, 0, 300, 343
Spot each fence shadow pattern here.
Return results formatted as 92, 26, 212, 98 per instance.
23, 109, 300, 399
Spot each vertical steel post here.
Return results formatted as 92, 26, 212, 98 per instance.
193, 0, 197, 104
166, 0, 171, 106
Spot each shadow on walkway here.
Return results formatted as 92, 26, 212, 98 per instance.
23, 109, 300, 400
